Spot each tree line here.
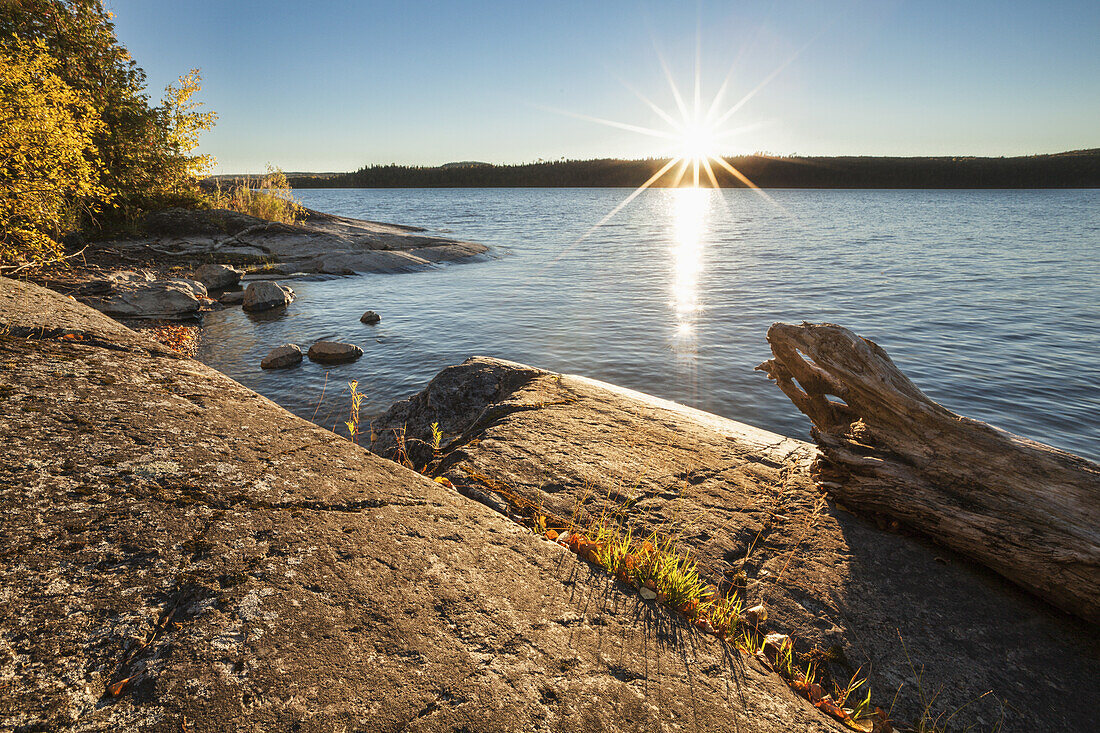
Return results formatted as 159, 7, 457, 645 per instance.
290, 150, 1100, 190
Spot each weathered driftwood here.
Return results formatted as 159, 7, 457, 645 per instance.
757, 322, 1100, 623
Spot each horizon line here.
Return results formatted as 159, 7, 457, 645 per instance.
209, 148, 1100, 177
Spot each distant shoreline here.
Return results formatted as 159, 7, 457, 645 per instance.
229, 149, 1100, 190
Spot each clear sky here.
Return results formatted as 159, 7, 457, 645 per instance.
106, 0, 1100, 173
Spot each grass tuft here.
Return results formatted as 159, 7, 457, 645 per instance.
210, 166, 303, 224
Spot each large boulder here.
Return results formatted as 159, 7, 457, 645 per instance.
241, 281, 295, 312
370, 357, 1100, 732
77, 271, 208, 319
192, 263, 242, 290
307, 340, 363, 364
260, 344, 303, 369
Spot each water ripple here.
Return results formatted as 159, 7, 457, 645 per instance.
197, 188, 1100, 461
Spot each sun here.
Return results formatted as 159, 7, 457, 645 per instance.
678, 121, 719, 164
545, 53, 774, 193
541, 43, 793, 251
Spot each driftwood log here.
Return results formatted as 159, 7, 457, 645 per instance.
757, 322, 1100, 624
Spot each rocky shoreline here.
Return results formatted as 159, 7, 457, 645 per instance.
368, 357, 1100, 731
34, 206, 490, 323
107, 206, 490, 277
2, 276, 1098, 731
0, 277, 847, 732
4, 204, 1099, 733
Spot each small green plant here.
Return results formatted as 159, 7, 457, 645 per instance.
835, 668, 873, 722
345, 380, 364, 444
391, 425, 414, 469
430, 421, 443, 453
558, 510, 881, 730
593, 523, 634, 576
702, 593, 742, 638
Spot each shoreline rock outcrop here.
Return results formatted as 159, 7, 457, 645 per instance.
74, 270, 209, 319
1, 277, 848, 732
100, 206, 490, 275
370, 356, 1100, 732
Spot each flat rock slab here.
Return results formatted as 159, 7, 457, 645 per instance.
0, 277, 842, 732
98, 207, 490, 275
371, 357, 1100, 732
74, 271, 209, 320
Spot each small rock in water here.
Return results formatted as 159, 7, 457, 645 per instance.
261, 344, 303, 369
219, 290, 245, 305
193, 263, 242, 290
639, 587, 657, 601
308, 340, 363, 364
360, 310, 381, 324
242, 281, 295, 312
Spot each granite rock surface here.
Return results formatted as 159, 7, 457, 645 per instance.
102, 207, 489, 274
0, 278, 845, 732
75, 271, 209, 320
371, 357, 1100, 732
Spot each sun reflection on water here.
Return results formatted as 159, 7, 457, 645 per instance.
670, 187, 713, 347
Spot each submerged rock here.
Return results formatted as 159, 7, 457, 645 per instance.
360, 310, 381, 324
218, 290, 245, 305
307, 340, 363, 364
260, 344, 302, 369
242, 281, 295, 311
193, 263, 242, 290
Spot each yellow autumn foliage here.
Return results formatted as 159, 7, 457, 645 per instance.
0, 36, 108, 269
0, 1, 219, 271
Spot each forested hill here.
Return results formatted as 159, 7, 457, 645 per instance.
287, 149, 1100, 189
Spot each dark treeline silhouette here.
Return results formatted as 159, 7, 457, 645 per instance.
285, 150, 1100, 189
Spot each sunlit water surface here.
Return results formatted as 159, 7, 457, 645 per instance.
197, 188, 1100, 461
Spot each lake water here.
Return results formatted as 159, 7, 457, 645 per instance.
196, 188, 1100, 462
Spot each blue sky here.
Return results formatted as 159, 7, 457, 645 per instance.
107, 0, 1100, 173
